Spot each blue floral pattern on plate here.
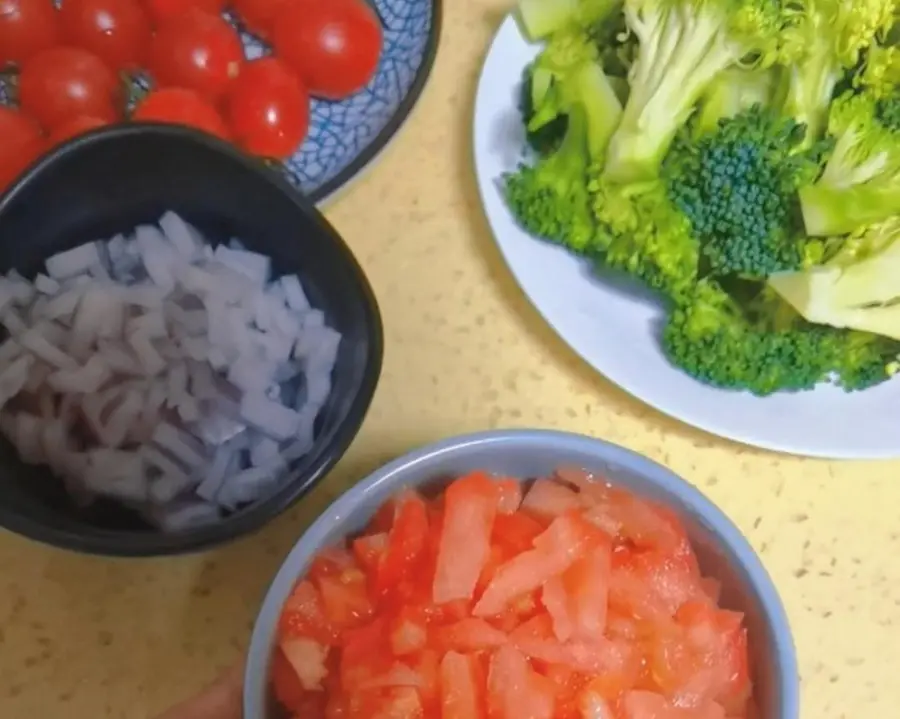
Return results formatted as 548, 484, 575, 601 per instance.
0, 0, 440, 203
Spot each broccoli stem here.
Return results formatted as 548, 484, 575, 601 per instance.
800, 182, 900, 236
517, 0, 580, 40
779, 51, 840, 143
604, 6, 737, 182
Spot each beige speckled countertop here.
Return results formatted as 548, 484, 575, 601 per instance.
1, 2, 899, 717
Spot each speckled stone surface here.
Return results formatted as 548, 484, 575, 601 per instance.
1, 2, 899, 717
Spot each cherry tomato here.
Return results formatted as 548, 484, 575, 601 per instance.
47, 115, 110, 146
149, 8, 243, 100
0, 106, 43, 189
272, 0, 382, 100
231, 0, 290, 39
0, 0, 60, 68
141, 0, 223, 27
59, 0, 151, 71
224, 58, 309, 159
19, 46, 121, 131
133, 87, 229, 140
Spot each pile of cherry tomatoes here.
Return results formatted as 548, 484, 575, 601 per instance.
0, 0, 384, 190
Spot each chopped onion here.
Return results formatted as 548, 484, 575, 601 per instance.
0, 213, 342, 531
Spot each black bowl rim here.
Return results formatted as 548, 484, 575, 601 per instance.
0, 123, 385, 557
308, 0, 444, 204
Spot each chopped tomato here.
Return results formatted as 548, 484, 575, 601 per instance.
488, 644, 555, 719
492, 511, 546, 554
376, 491, 429, 598
495, 477, 523, 514
564, 535, 612, 639
281, 636, 329, 691
433, 617, 507, 652
389, 606, 428, 656
440, 651, 482, 718
279, 580, 338, 646
521, 478, 583, 521
353, 532, 387, 576
271, 646, 307, 713
433, 473, 498, 604
318, 568, 374, 631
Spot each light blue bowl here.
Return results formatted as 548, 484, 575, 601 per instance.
0, 0, 441, 205
244, 429, 799, 718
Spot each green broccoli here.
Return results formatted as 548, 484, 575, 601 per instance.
662, 279, 899, 395
517, 0, 621, 41
504, 62, 624, 251
663, 105, 829, 278
520, 65, 569, 155
799, 88, 900, 236
695, 68, 780, 134
591, 9, 638, 82
600, 0, 798, 183
589, 178, 700, 300
777, 0, 895, 144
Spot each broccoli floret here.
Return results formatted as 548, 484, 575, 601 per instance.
591, 9, 638, 81
517, 0, 621, 40
520, 65, 569, 155
504, 62, 624, 251
600, 0, 798, 183
799, 88, 900, 236
858, 42, 900, 98
663, 105, 829, 278
590, 178, 700, 300
778, 0, 895, 143
662, 279, 899, 395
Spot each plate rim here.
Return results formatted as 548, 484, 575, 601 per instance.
310, 0, 444, 205
472, 14, 900, 460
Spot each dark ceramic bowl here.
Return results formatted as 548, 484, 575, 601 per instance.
245, 430, 799, 719
0, 124, 383, 556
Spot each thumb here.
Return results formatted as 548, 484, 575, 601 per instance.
154, 662, 244, 719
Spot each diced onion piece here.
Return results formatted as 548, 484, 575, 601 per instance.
46, 242, 101, 280
240, 393, 301, 441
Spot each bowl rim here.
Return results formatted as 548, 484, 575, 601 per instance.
0, 124, 385, 557
243, 428, 800, 719
308, 0, 444, 204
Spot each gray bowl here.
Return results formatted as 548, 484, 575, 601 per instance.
244, 429, 799, 718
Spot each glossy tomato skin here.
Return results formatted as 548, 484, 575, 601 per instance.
141, 0, 223, 27
133, 87, 229, 140
19, 46, 121, 131
149, 8, 243, 101
273, 0, 382, 100
224, 57, 309, 159
59, 0, 152, 71
47, 115, 111, 147
0, 106, 43, 189
231, 0, 289, 39
0, 0, 60, 68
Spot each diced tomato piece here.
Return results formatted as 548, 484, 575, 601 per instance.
474, 511, 604, 617
440, 651, 483, 718
371, 687, 425, 719
521, 478, 582, 521
353, 532, 388, 577
279, 580, 339, 645
433, 472, 498, 604
487, 644, 555, 719
700, 577, 722, 604
541, 664, 590, 719
281, 637, 330, 691
309, 545, 357, 582
367, 499, 398, 534
433, 617, 508, 652
341, 617, 392, 690
563, 534, 612, 639
271, 646, 307, 713
375, 491, 430, 598
390, 606, 428, 655
610, 547, 707, 621
620, 690, 727, 719
495, 477, 523, 514
318, 568, 375, 630
541, 575, 574, 641
576, 689, 617, 719
412, 649, 441, 711
492, 512, 546, 554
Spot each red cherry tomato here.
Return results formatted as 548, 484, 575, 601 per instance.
133, 87, 229, 140
149, 8, 244, 101
0, 0, 61, 68
224, 57, 309, 159
19, 46, 121, 131
0, 106, 44, 189
231, 0, 290, 39
47, 115, 111, 146
59, 0, 152, 72
272, 0, 382, 100
141, 0, 223, 27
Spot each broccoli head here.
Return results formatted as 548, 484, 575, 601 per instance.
778, 0, 895, 143
663, 104, 829, 278
517, 0, 621, 41
662, 280, 899, 395
600, 0, 800, 183
799, 88, 900, 236
504, 62, 624, 251
589, 178, 700, 300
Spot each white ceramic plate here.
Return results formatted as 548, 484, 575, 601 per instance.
472, 16, 900, 459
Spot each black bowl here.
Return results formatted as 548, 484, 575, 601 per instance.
0, 124, 383, 556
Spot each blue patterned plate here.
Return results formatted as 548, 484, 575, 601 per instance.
0, 0, 441, 204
